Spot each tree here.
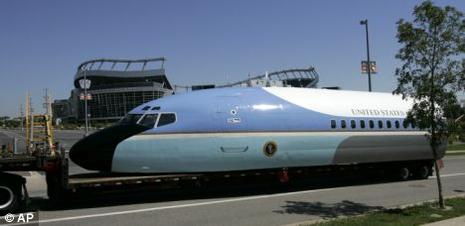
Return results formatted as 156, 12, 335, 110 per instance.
394, 1, 465, 209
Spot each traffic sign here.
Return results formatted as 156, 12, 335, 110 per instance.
79, 93, 92, 100
361, 61, 377, 74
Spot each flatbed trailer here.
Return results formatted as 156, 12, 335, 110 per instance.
1, 146, 435, 213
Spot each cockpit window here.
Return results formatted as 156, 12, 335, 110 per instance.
139, 114, 159, 128
157, 113, 176, 127
142, 106, 151, 110
119, 114, 143, 125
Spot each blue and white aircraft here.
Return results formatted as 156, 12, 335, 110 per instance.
70, 87, 445, 177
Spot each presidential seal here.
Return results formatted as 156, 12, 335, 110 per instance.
263, 141, 278, 157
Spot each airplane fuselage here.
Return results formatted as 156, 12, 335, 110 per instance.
70, 87, 445, 173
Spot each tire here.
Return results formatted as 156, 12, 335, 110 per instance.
413, 165, 431, 179
0, 173, 24, 213
0, 185, 20, 212
398, 167, 411, 181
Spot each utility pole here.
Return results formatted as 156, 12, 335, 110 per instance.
19, 104, 24, 132
84, 70, 89, 136
43, 88, 52, 116
25, 93, 34, 151
360, 19, 372, 92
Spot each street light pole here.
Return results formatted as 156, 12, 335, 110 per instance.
84, 70, 89, 136
360, 19, 372, 92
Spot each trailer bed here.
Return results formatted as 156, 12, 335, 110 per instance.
66, 173, 203, 189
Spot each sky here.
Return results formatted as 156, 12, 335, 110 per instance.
1, 0, 464, 117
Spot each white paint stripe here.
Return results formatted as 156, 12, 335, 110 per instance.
431, 172, 465, 178
35, 172, 465, 224
135, 131, 426, 139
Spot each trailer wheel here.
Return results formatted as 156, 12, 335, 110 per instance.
413, 165, 431, 179
0, 175, 24, 213
0, 185, 19, 212
398, 167, 411, 181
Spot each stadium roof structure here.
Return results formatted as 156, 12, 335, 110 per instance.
217, 67, 319, 88
74, 58, 171, 90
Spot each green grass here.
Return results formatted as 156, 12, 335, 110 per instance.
310, 197, 465, 226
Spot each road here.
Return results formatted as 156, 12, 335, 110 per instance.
1, 129, 465, 226
0, 128, 87, 152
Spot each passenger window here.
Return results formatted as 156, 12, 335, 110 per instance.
387, 121, 392, 129
142, 106, 151, 111
403, 120, 409, 129
395, 120, 400, 129
331, 120, 336, 129
341, 120, 346, 129
157, 113, 176, 127
360, 120, 366, 129
378, 120, 383, 129
139, 114, 158, 128
369, 120, 374, 129
350, 120, 356, 129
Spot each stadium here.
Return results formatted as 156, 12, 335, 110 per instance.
53, 58, 173, 122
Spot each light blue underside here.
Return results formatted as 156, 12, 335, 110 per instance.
112, 133, 348, 173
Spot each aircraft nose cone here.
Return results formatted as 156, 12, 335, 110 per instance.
69, 124, 150, 171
